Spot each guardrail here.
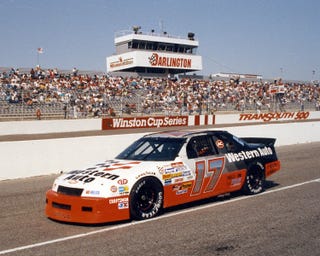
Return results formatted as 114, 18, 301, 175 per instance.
1, 111, 320, 136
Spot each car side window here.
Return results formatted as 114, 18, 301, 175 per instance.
186, 135, 217, 159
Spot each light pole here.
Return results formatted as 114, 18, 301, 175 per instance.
280, 67, 283, 78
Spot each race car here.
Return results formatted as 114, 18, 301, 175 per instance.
45, 130, 281, 224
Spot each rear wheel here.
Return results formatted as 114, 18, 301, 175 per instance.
242, 165, 265, 195
130, 177, 163, 220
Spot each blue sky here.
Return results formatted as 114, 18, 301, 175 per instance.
0, 0, 319, 81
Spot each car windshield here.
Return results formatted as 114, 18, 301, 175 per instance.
116, 137, 186, 161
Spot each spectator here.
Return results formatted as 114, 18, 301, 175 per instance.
1, 67, 320, 119
36, 108, 41, 120
72, 67, 78, 77
63, 104, 68, 119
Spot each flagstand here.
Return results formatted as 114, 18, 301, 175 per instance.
37, 48, 43, 67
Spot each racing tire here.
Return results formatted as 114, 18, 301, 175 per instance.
241, 165, 265, 195
130, 177, 163, 220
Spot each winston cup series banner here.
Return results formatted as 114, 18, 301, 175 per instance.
102, 115, 215, 130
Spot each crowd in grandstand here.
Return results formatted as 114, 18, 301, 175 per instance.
0, 67, 319, 119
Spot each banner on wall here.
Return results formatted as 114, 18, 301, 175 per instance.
102, 115, 215, 130
238, 111, 310, 122
214, 111, 318, 125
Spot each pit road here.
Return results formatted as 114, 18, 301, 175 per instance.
0, 142, 319, 256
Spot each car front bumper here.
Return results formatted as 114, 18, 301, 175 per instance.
45, 190, 130, 224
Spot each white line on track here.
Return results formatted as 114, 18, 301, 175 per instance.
1, 178, 319, 255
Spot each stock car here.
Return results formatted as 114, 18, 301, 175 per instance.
45, 130, 281, 224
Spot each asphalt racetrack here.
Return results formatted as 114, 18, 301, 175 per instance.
1, 142, 319, 256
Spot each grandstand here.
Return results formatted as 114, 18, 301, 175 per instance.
1, 68, 319, 121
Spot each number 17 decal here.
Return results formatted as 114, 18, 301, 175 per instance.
191, 156, 225, 196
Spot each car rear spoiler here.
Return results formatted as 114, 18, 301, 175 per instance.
240, 137, 276, 147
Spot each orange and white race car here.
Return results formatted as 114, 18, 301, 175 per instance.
45, 130, 280, 224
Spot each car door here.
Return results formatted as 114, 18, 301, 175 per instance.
182, 135, 226, 198
164, 133, 248, 208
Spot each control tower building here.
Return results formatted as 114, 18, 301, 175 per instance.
106, 26, 202, 76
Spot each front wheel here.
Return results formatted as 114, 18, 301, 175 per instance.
242, 165, 265, 195
130, 177, 163, 220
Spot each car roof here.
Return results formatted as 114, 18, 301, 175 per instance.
143, 130, 229, 139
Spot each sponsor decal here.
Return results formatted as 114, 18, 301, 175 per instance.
171, 162, 187, 170
216, 140, 224, 149
159, 162, 188, 175
182, 170, 192, 177
225, 146, 273, 163
149, 53, 192, 68
95, 160, 119, 168
171, 162, 183, 166
104, 161, 140, 171
110, 185, 117, 193
164, 179, 172, 185
135, 171, 156, 179
102, 116, 188, 130
265, 160, 281, 176
109, 197, 128, 205
160, 165, 190, 183
176, 189, 188, 195
163, 167, 176, 174
85, 190, 100, 195
227, 173, 243, 186
118, 186, 129, 194
162, 172, 183, 180
173, 181, 193, 191
239, 111, 310, 122
118, 201, 129, 209
173, 177, 184, 183
67, 180, 78, 184
118, 178, 128, 185
173, 181, 192, 195
230, 177, 242, 186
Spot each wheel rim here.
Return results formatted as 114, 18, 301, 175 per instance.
130, 178, 163, 220
248, 169, 263, 189
136, 186, 156, 212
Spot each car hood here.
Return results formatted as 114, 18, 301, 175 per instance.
51, 159, 174, 198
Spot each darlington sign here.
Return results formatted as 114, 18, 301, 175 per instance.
102, 116, 188, 130
148, 53, 192, 68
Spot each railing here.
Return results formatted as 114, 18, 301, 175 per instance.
114, 29, 187, 40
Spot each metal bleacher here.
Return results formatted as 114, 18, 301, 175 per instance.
0, 100, 64, 120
